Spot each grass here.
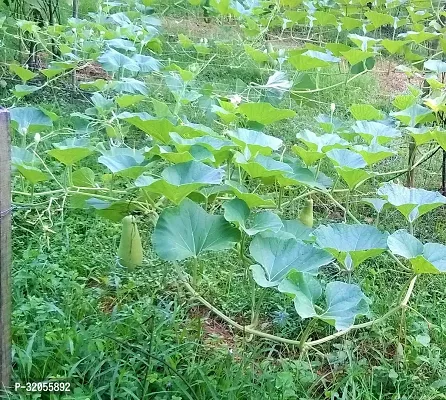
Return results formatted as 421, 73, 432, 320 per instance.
2, 1, 446, 399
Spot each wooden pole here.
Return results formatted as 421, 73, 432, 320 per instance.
0, 108, 11, 390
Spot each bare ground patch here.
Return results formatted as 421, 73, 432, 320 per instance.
373, 59, 423, 98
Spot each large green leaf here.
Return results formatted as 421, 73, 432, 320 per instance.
238, 102, 296, 125
388, 230, 446, 273
169, 132, 235, 164
295, 130, 349, 152
313, 223, 388, 269
47, 138, 94, 166
98, 49, 140, 72
361, 198, 388, 213
16, 164, 48, 184
326, 149, 372, 189
118, 112, 175, 143
135, 161, 223, 204
234, 152, 292, 179
249, 235, 333, 287
228, 128, 282, 155
318, 282, 370, 331
223, 198, 283, 236
147, 144, 215, 164
225, 180, 276, 208
278, 271, 322, 319
350, 104, 384, 121
10, 107, 53, 134
352, 143, 396, 165
352, 121, 401, 144
98, 147, 147, 178
153, 199, 240, 261
391, 104, 433, 127
278, 220, 314, 241
377, 183, 446, 223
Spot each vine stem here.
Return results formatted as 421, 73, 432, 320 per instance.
176, 264, 418, 349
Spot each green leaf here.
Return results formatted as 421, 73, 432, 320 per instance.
361, 198, 388, 214
388, 230, 446, 274
326, 149, 371, 189
352, 143, 396, 165
119, 112, 175, 143
169, 132, 235, 164
10, 106, 53, 134
234, 152, 292, 180
340, 16, 363, 31
289, 54, 331, 70
72, 167, 96, 187
378, 183, 446, 223
299, 129, 348, 150
16, 164, 48, 184
278, 220, 313, 241
12, 84, 40, 98
244, 45, 270, 63
9, 64, 37, 82
278, 271, 321, 319
116, 94, 146, 108
238, 102, 296, 125
135, 161, 223, 204
223, 198, 283, 236
249, 235, 333, 287
47, 138, 94, 166
178, 33, 194, 48
352, 121, 401, 144
229, 128, 282, 155
131, 54, 161, 72
153, 199, 240, 261
98, 146, 146, 178
381, 39, 410, 54
364, 11, 394, 28
318, 282, 370, 331
391, 104, 433, 127
406, 127, 435, 146
341, 49, 374, 65
350, 104, 384, 121
225, 180, 276, 208
313, 223, 388, 269
387, 230, 424, 259
98, 49, 140, 72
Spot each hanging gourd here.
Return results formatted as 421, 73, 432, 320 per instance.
299, 198, 314, 228
117, 215, 143, 269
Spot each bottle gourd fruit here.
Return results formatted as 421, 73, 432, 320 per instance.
299, 198, 313, 228
118, 215, 143, 269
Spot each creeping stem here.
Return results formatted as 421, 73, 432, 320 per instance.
175, 261, 418, 350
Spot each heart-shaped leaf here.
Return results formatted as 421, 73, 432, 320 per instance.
98, 49, 140, 72
48, 138, 94, 166
318, 282, 370, 331
98, 147, 147, 178
249, 235, 333, 287
10, 107, 53, 134
326, 149, 372, 189
352, 121, 401, 144
153, 198, 240, 261
388, 230, 446, 273
135, 160, 224, 204
377, 182, 446, 223
225, 180, 276, 208
229, 128, 282, 155
237, 102, 296, 125
223, 198, 283, 236
278, 270, 322, 319
313, 223, 388, 269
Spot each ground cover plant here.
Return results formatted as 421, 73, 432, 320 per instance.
2, 0, 446, 398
